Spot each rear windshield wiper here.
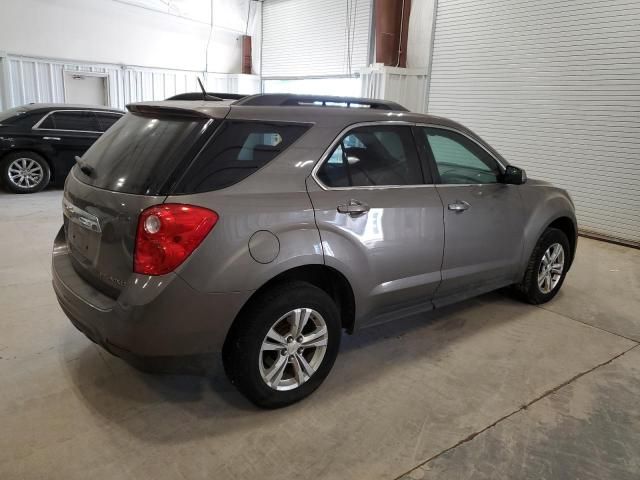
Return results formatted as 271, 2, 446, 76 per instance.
75, 156, 94, 177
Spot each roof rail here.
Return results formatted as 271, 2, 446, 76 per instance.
234, 94, 408, 111
165, 92, 248, 101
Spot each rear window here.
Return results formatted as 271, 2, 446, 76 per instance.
173, 120, 310, 193
75, 113, 210, 195
0, 107, 26, 123
0, 107, 36, 127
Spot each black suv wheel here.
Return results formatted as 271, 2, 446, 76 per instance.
1, 151, 51, 193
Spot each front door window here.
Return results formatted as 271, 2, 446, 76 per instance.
423, 128, 501, 184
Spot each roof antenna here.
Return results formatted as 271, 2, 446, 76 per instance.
197, 77, 207, 100
195, 77, 223, 102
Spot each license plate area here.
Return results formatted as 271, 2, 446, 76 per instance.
63, 197, 102, 263
68, 221, 100, 262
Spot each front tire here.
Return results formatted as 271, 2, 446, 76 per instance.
1, 151, 51, 193
223, 281, 341, 408
515, 227, 570, 304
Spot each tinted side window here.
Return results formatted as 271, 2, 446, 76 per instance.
423, 128, 500, 184
38, 114, 56, 129
175, 121, 310, 193
317, 126, 422, 187
42, 111, 100, 132
320, 143, 350, 187
95, 113, 122, 132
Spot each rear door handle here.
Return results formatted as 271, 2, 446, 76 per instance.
337, 199, 370, 216
448, 200, 470, 212
43, 136, 61, 141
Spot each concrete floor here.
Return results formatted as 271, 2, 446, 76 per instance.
1, 189, 639, 480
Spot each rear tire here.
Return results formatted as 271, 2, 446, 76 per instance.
515, 227, 570, 304
223, 281, 341, 408
1, 151, 51, 194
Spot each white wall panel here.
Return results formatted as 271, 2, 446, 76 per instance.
0, 55, 260, 111
262, 0, 372, 78
3, 57, 121, 109
0, 0, 246, 73
428, 0, 640, 246
407, 0, 437, 69
361, 66, 428, 113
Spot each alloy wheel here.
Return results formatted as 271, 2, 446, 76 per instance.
259, 307, 328, 391
8, 158, 44, 189
537, 243, 565, 294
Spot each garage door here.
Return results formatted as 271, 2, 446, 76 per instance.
427, 0, 640, 246
262, 0, 372, 78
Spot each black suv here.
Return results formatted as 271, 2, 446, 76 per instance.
0, 104, 123, 193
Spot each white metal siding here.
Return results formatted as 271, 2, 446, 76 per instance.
0, 55, 261, 111
360, 66, 429, 113
428, 0, 640, 246
262, 0, 372, 78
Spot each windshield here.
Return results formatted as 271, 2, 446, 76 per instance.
74, 113, 211, 195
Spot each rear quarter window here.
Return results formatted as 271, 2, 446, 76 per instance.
174, 120, 310, 194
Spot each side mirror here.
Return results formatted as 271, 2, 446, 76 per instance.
503, 165, 527, 185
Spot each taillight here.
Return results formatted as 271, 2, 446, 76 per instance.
134, 204, 218, 276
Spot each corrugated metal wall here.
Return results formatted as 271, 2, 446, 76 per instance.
361, 66, 429, 113
262, 0, 372, 78
0, 56, 119, 109
0, 54, 261, 111
428, 0, 640, 246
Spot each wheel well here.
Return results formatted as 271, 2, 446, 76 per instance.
548, 217, 577, 266
234, 265, 356, 334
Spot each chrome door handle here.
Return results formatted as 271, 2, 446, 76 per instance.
448, 200, 470, 212
43, 136, 61, 141
337, 199, 370, 216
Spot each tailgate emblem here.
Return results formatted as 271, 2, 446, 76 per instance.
99, 272, 127, 287
63, 197, 102, 233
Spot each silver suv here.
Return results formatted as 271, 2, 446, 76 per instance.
52, 94, 577, 408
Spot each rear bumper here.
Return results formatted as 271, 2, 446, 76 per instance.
52, 227, 251, 358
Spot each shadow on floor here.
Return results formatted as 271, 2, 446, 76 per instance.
65, 291, 530, 443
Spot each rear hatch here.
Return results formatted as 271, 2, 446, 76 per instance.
63, 103, 228, 297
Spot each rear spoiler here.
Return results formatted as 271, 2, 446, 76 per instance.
126, 103, 219, 118
165, 92, 248, 101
